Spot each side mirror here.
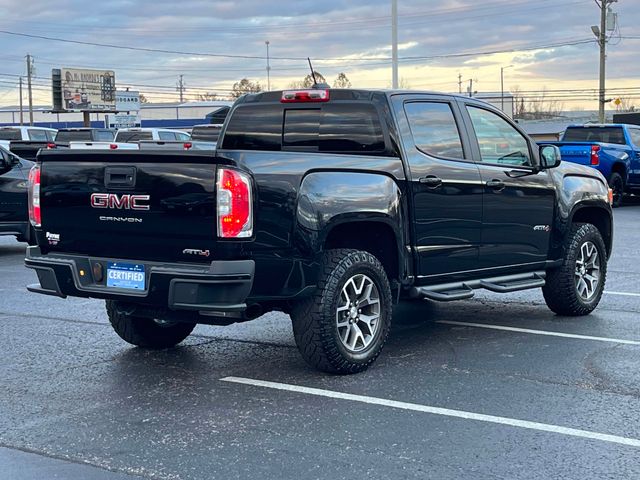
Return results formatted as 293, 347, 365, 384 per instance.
539, 145, 562, 169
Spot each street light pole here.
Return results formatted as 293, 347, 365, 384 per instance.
501, 65, 513, 113
391, 0, 398, 89
265, 41, 271, 91
594, 0, 617, 123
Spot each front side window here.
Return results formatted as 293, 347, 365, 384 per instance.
405, 102, 464, 159
467, 106, 531, 166
175, 132, 191, 141
159, 131, 177, 141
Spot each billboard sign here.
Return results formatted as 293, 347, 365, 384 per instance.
105, 113, 141, 129
116, 90, 140, 112
59, 68, 116, 111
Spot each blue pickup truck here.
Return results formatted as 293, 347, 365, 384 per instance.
548, 124, 640, 207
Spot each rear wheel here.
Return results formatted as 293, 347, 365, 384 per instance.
290, 249, 392, 374
106, 300, 195, 349
609, 172, 624, 208
542, 223, 607, 316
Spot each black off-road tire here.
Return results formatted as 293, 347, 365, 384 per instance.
106, 300, 195, 349
290, 249, 392, 374
609, 172, 624, 208
542, 223, 607, 316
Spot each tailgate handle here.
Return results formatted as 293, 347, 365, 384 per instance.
105, 167, 136, 188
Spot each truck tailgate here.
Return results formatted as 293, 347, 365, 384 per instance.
38, 150, 221, 262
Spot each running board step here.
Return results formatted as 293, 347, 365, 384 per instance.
411, 271, 546, 302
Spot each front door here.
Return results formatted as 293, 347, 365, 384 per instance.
461, 103, 556, 270
0, 151, 28, 224
397, 97, 483, 278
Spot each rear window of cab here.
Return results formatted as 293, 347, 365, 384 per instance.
221, 103, 388, 155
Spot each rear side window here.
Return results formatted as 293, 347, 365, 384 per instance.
28, 129, 48, 141
116, 131, 153, 142
95, 130, 115, 141
0, 129, 20, 140
404, 102, 464, 159
222, 103, 386, 154
628, 129, 640, 147
191, 127, 220, 142
563, 127, 626, 145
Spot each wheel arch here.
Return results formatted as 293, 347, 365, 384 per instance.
569, 204, 613, 258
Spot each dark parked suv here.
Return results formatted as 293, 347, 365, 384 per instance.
25, 88, 613, 373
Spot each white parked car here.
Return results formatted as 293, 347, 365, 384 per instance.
0, 126, 57, 149
114, 128, 190, 143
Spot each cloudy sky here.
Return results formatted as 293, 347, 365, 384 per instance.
0, 0, 637, 110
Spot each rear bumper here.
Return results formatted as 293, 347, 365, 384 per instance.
0, 221, 29, 237
25, 247, 254, 313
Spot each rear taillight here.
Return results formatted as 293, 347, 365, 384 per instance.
591, 145, 600, 166
183, 142, 193, 150
216, 168, 252, 238
281, 89, 330, 103
109, 143, 118, 150
46, 143, 56, 149
28, 164, 41, 227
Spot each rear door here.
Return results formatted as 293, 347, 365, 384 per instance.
460, 101, 555, 270
395, 95, 483, 277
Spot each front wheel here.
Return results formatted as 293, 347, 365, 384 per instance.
106, 301, 195, 349
542, 223, 607, 316
290, 249, 392, 374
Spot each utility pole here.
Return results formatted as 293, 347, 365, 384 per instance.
468, 79, 473, 97
458, 73, 462, 94
391, 0, 398, 89
18, 77, 23, 126
593, 0, 617, 123
177, 75, 185, 103
26, 54, 34, 126
265, 41, 271, 91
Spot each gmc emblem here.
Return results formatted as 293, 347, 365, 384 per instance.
90, 193, 150, 211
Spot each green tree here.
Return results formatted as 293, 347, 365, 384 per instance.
333, 72, 352, 88
230, 78, 263, 99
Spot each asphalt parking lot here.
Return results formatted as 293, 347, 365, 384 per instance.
1, 202, 640, 480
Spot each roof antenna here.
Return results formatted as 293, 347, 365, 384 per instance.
307, 57, 330, 89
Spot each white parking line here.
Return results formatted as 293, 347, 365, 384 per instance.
605, 291, 640, 298
221, 376, 640, 447
436, 321, 640, 345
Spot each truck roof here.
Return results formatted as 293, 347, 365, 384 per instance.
236, 88, 497, 111
565, 124, 638, 128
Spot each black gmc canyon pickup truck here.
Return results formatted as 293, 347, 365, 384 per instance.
25, 89, 613, 374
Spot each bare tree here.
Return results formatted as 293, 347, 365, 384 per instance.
288, 71, 327, 89
512, 86, 564, 120
230, 78, 263, 99
198, 92, 218, 101
616, 97, 636, 112
333, 72, 352, 88
139, 93, 149, 104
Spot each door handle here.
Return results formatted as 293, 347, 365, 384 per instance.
486, 179, 505, 190
419, 175, 443, 188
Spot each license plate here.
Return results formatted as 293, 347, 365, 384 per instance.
106, 262, 146, 290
